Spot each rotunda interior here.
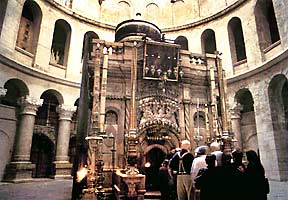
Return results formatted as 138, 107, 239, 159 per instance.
0, 0, 288, 199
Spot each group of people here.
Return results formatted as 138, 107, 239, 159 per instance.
158, 140, 269, 200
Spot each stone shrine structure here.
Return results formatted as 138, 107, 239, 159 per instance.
0, 0, 287, 199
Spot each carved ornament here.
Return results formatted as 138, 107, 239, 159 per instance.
230, 103, 242, 119
138, 96, 179, 131
19, 96, 43, 115
57, 104, 77, 121
0, 87, 7, 97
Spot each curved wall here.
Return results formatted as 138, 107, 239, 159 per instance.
1, 0, 287, 84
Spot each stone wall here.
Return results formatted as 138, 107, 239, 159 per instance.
0, 0, 286, 83
0, 105, 17, 181
227, 50, 288, 181
240, 111, 258, 152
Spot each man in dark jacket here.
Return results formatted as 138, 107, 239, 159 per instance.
194, 154, 218, 200
169, 140, 194, 200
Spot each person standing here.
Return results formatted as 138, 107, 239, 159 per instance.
232, 148, 245, 173
158, 159, 171, 200
231, 149, 246, 200
190, 146, 209, 179
169, 140, 194, 200
190, 146, 208, 200
246, 150, 269, 200
210, 141, 223, 167
194, 154, 219, 200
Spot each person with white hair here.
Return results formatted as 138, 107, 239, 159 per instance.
169, 140, 194, 200
190, 145, 209, 200
190, 145, 209, 179
210, 141, 223, 167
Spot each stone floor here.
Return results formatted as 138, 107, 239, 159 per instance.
0, 179, 287, 200
268, 180, 288, 200
0, 179, 72, 200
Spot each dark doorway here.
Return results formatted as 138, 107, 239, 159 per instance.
145, 147, 166, 191
31, 133, 54, 178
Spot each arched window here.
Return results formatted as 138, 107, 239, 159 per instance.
82, 31, 99, 61
193, 111, 206, 129
172, 0, 186, 24
236, 89, 254, 113
50, 19, 71, 66
16, 0, 42, 54
1, 79, 29, 107
228, 17, 247, 63
201, 29, 217, 54
105, 110, 118, 125
0, 0, 8, 37
254, 0, 280, 51
64, 0, 73, 8
145, 3, 159, 24
235, 88, 258, 152
175, 36, 188, 50
117, 1, 131, 22
36, 90, 63, 127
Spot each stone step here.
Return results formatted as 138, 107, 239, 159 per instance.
144, 190, 161, 199
145, 198, 161, 200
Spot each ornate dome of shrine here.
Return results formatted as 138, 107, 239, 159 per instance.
115, 14, 162, 42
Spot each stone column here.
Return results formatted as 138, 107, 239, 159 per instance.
230, 103, 242, 149
53, 104, 76, 179
183, 99, 191, 141
4, 96, 43, 182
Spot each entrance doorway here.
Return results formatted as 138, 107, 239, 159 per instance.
31, 133, 54, 178
145, 147, 166, 191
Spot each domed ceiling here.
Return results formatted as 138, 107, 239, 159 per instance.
55, 0, 238, 28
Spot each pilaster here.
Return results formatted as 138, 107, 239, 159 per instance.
251, 85, 280, 180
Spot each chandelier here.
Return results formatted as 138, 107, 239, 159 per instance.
138, 96, 179, 132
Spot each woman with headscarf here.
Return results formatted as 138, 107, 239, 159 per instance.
158, 159, 172, 199
246, 150, 269, 200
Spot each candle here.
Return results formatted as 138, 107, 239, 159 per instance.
197, 98, 200, 136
